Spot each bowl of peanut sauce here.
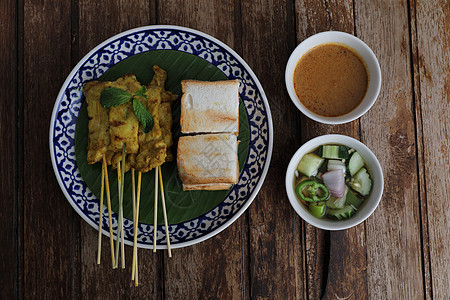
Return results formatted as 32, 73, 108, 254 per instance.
285, 31, 381, 124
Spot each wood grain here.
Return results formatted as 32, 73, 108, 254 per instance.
158, 0, 238, 45
77, 0, 153, 58
239, 0, 306, 298
0, 0, 17, 298
322, 227, 368, 300
413, 0, 450, 299
408, 1, 432, 298
356, 0, 424, 298
164, 221, 246, 299
157, 1, 248, 298
22, 0, 80, 298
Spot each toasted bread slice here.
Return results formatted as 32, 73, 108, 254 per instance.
180, 79, 239, 134
182, 183, 233, 191
177, 133, 239, 190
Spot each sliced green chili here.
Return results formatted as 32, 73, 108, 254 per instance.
309, 202, 326, 218
295, 180, 330, 202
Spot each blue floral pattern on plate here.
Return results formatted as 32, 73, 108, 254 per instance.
50, 25, 273, 249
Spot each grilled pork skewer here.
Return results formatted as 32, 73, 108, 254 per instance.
84, 66, 177, 274
84, 81, 116, 266
84, 81, 111, 165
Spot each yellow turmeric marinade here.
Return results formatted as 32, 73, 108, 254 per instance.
84, 81, 111, 165
133, 66, 175, 173
108, 74, 141, 168
84, 67, 177, 173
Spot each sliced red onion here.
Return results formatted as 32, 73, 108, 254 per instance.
322, 170, 346, 198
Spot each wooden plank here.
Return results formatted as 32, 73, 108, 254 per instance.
322, 227, 368, 299
163, 221, 246, 299
158, 0, 238, 44
408, 2, 432, 298
0, 0, 17, 299
294, 1, 370, 299
80, 224, 163, 298
413, 1, 450, 299
157, 1, 248, 298
22, 0, 79, 298
238, 0, 308, 298
74, 0, 161, 297
356, 0, 424, 298
77, 0, 155, 57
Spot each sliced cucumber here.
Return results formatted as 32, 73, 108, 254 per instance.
348, 151, 365, 176
326, 186, 348, 209
349, 168, 372, 196
321, 145, 339, 159
327, 204, 355, 220
297, 153, 324, 177
320, 145, 349, 159
339, 146, 350, 159
346, 188, 364, 208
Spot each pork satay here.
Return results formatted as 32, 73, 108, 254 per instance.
84, 81, 111, 164
105, 150, 114, 165
134, 82, 165, 172
148, 65, 167, 88
135, 140, 167, 173
159, 91, 178, 162
132, 65, 177, 173
109, 98, 139, 154
108, 74, 141, 156
108, 74, 147, 172
120, 77, 163, 172
162, 91, 178, 103
137, 85, 163, 145
149, 66, 179, 163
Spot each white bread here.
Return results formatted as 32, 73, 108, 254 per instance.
182, 183, 233, 191
177, 133, 239, 191
180, 80, 239, 134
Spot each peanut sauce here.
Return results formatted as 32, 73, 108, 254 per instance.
293, 43, 368, 117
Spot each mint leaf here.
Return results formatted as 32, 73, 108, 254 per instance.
100, 87, 132, 107
132, 98, 154, 133
134, 86, 148, 99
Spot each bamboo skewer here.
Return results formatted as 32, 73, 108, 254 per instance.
114, 145, 126, 269
96, 162, 105, 264
158, 166, 172, 257
96, 164, 105, 264
132, 169, 136, 235
120, 148, 126, 269
135, 246, 139, 286
114, 162, 121, 269
131, 169, 136, 282
153, 167, 159, 252
132, 171, 142, 286
94, 101, 116, 267
96, 101, 104, 265
102, 156, 115, 268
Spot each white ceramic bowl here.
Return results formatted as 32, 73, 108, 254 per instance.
285, 135, 383, 230
285, 31, 381, 124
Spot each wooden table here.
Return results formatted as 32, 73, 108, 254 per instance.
1, 0, 448, 299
